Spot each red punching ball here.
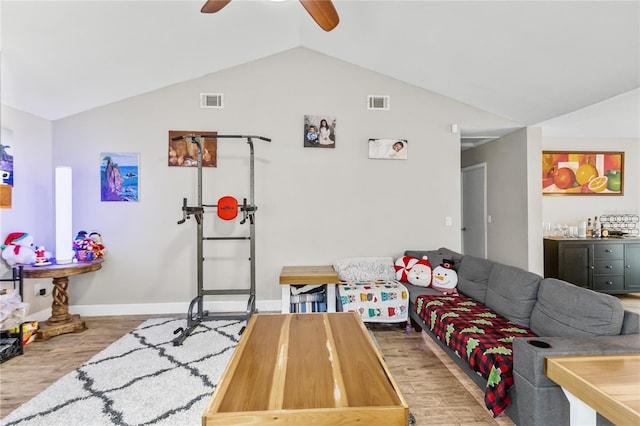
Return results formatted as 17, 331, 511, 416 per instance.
217, 196, 238, 220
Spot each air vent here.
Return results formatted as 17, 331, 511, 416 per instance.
200, 93, 224, 109
367, 95, 390, 110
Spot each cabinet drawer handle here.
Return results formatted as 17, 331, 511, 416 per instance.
627, 265, 631, 268
606, 265, 613, 269
605, 281, 613, 285
605, 249, 613, 253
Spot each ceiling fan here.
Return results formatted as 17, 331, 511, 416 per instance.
201, 0, 340, 32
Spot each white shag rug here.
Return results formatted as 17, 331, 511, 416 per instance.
1, 318, 243, 426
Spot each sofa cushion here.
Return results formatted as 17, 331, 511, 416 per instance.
456, 255, 494, 303
404, 282, 441, 303
485, 263, 541, 327
415, 293, 536, 417
530, 278, 624, 337
404, 247, 463, 271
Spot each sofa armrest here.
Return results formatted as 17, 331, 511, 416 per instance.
513, 335, 640, 388
621, 310, 640, 335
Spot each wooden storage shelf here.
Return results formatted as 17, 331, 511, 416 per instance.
279, 266, 338, 314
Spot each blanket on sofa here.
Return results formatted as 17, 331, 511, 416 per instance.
338, 280, 409, 323
415, 294, 536, 417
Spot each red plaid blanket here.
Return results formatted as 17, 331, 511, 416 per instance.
415, 294, 536, 417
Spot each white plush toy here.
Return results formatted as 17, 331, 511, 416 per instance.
431, 259, 459, 295
1, 232, 37, 266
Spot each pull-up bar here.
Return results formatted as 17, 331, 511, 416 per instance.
171, 134, 272, 142
172, 133, 270, 345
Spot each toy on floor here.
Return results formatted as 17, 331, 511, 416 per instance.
431, 258, 458, 295
11, 321, 39, 345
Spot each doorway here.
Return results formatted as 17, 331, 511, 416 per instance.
461, 163, 487, 258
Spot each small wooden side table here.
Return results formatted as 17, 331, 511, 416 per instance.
545, 354, 640, 426
22, 259, 103, 340
279, 265, 338, 313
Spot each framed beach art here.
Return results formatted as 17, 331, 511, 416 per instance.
101, 153, 139, 202
542, 151, 624, 196
1, 131, 13, 186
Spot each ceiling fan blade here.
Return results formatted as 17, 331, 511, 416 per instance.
201, 0, 232, 14
299, 0, 340, 32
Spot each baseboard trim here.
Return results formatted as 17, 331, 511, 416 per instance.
27, 299, 281, 321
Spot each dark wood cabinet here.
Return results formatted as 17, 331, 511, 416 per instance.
544, 238, 640, 294
625, 243, 640, 291
561, 243, 592, 289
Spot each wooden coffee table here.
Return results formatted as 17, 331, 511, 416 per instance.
203, 312, 409, 425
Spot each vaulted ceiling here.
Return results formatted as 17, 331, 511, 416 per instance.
1, 1, 638, 140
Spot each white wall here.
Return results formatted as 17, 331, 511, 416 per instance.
0, 105, 55, 314
5, 49, 635, 316
460, 130, 640, 275
526, 127, 543, 275
541, 137, 640, 226
461, 128, 537, 272
0, 47, 513, 316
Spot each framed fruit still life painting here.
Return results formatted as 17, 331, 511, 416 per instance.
542, 151, 624, 196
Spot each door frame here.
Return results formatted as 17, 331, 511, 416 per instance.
461, 163, 487, 258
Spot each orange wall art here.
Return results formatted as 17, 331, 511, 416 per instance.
542, 151, 624, 196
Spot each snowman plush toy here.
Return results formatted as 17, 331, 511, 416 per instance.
431, 259, 459, 295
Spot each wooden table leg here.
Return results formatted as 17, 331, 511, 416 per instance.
48, 276, 72, 325
36, 275, 87, 341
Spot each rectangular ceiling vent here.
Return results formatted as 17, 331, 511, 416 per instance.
200, 93, 224, 109
367, 95, 390, 110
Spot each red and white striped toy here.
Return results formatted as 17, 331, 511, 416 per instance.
394, 255, 432, 287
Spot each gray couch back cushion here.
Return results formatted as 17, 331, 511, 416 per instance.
404, 247, 463, 271
456, 255, 494, 303
485, 263, 541, 327
530, 278, 624, 337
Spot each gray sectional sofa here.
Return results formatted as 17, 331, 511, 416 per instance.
404, 247, 640, 426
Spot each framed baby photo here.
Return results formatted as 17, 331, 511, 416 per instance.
304, 115, 336, 148
368, 139, 408, 160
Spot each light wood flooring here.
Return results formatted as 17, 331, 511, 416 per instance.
0, 315, 159, 419
0, 315, 508, 425
1, 293, 638, 424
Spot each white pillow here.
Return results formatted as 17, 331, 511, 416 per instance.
333, 257, 396, 282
